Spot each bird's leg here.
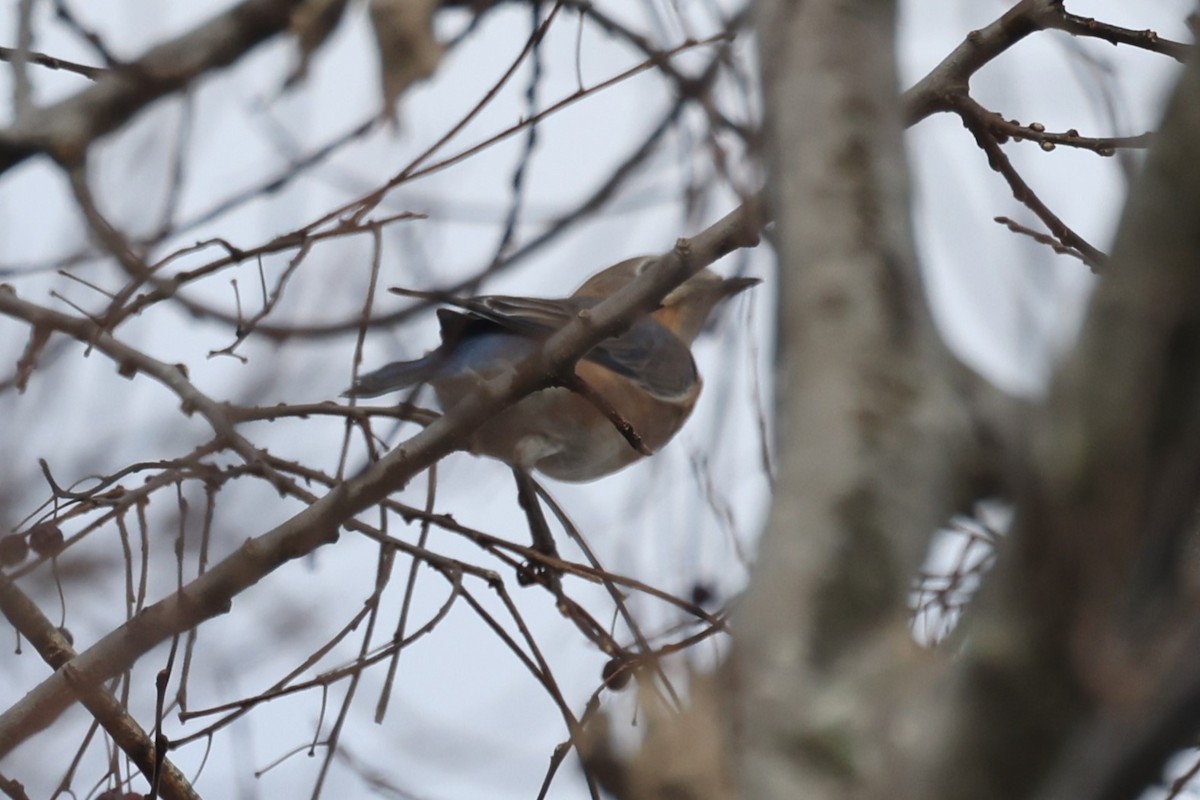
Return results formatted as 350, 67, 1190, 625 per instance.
512, 467, 561, 587
557, 372, 653, 456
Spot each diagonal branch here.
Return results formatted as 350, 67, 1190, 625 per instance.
0, 0, 307, 174
0, 571, 200, 800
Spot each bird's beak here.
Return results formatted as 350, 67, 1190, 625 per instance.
721, 276, 761, 296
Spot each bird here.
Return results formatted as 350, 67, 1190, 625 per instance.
344, 256, 759, 482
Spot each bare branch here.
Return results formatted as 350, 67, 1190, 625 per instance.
0, 0, 308, 174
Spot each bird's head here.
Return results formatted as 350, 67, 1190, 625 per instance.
574, 256, 759, 343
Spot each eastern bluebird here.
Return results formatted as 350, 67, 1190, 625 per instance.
344, 256, 759, 482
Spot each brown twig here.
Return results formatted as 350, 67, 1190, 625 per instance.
952, 94, 1107, 270
559, 372, 652, 456
0, 45, 104, 80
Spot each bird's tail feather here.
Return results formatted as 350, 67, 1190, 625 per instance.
342, 357, 438, 398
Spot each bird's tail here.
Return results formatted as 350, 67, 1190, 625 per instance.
342, 357, 440, 398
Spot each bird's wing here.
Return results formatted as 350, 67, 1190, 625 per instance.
391, 288, 584, 335
454, 298, 697, 401
465, 295, 587, 336
401, 290, 697, 401
587, 318, 698, 401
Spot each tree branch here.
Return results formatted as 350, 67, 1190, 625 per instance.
919, 26, 1200, 800
0, 0, 307, 174
0, 202, 762, 758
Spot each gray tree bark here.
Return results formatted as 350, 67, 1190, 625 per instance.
737, 1, 1200, 799
734, 1, 970, 798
